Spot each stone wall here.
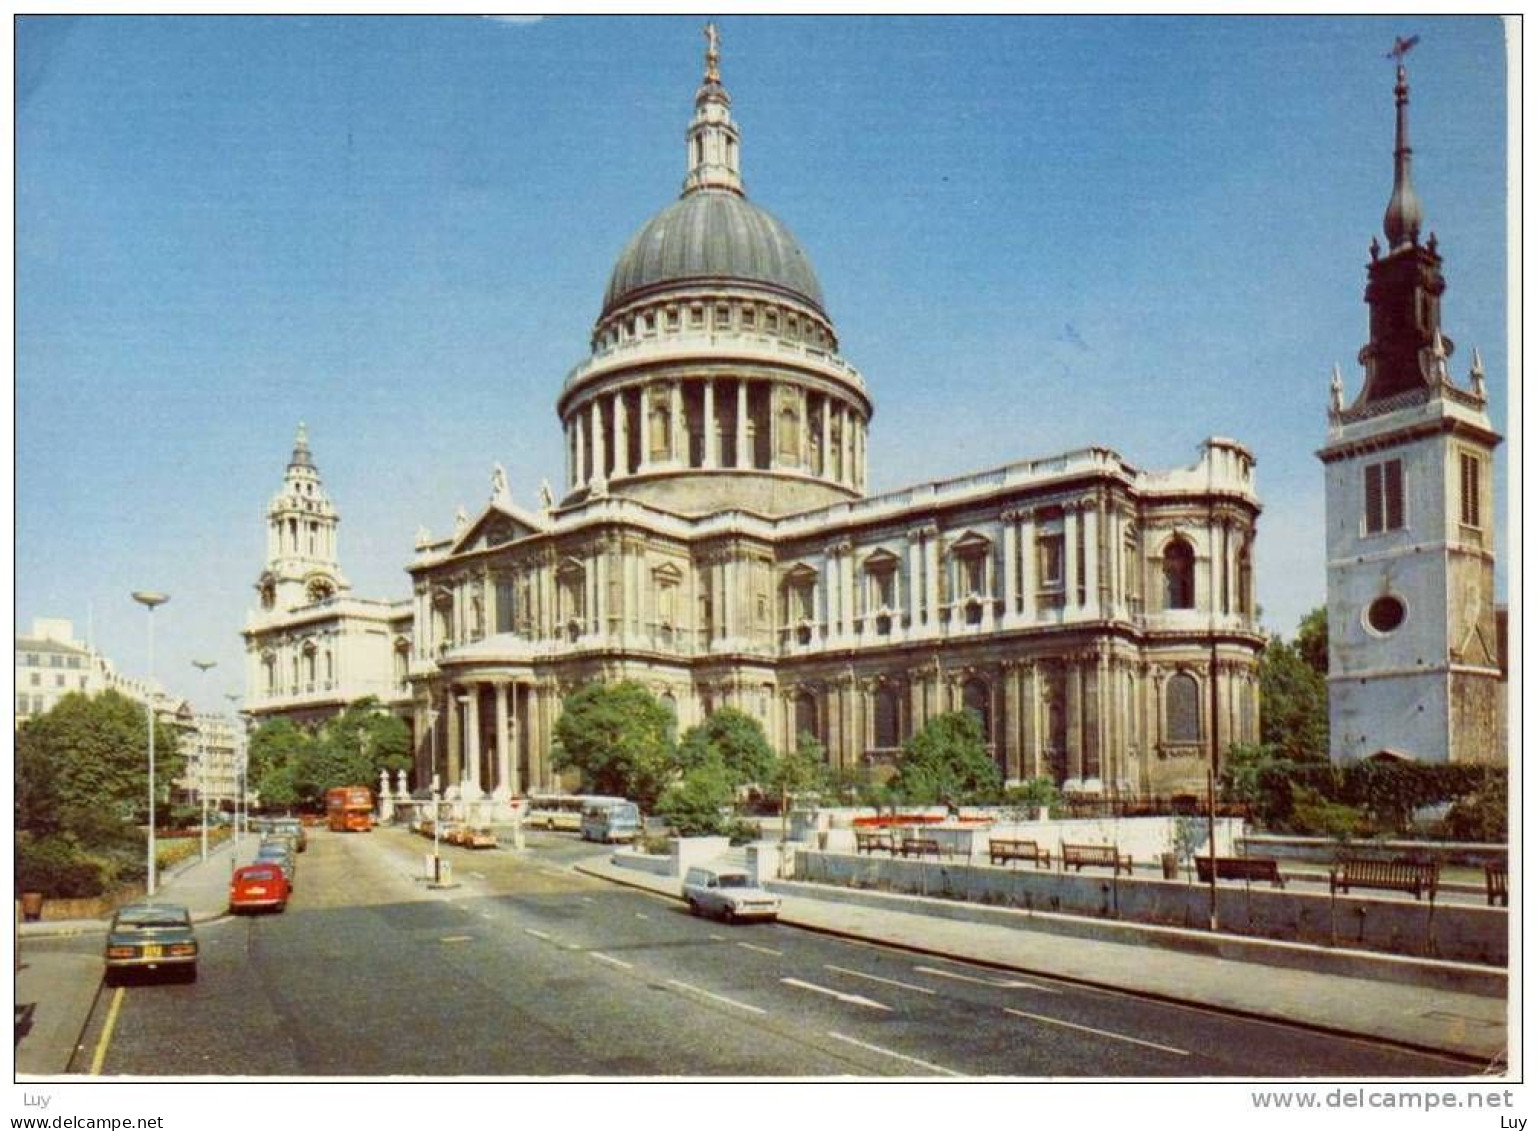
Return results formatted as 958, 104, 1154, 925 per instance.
795, 849, 1507, 965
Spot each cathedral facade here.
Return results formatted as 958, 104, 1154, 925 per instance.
247, 31, 1265, 805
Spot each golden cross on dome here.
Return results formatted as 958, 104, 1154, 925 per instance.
704, 21, 721, 82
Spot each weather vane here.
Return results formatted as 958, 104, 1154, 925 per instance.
1386, 34, 1419, 63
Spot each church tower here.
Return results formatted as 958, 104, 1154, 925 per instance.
1318, 52, 1504, 764
255, 423, 350, 614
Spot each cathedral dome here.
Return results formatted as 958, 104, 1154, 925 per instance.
602, 189, 826, 317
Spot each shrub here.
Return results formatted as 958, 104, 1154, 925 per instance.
1444, 773, 1507, 842
655, 758, 735, 837
1287, 784, 1364, 840
15, 837, 109, 898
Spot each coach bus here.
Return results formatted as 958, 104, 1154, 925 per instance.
526, 793, 623, 832
326, 786, 374, 832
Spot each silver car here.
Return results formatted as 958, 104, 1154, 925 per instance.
682, 866, 780, 923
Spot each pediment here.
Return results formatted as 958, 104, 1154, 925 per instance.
652, 561, 684, 583
448, 500, 547, 556
948, 530, 993, 555
782, 562, 819, 585
861, 547, 901, 571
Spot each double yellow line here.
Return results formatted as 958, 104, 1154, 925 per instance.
88, 987, 124, 1075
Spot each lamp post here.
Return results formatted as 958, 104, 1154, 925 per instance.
226, 695, 249, 857
191, 660, 217, 861
131, 591, 169, 897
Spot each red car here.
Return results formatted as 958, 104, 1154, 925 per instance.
228, 864, 290, 914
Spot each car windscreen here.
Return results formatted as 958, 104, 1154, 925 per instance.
717, 875, 754, 888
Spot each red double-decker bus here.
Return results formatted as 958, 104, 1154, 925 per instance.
326, 786, 374, 832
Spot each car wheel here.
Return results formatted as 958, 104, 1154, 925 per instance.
722, 906, 735, 925
103, 968, 118, 988
182, 965, 198, 984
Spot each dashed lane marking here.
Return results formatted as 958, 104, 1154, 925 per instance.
1003, 1007, 1190, 1057
89, 987, 124, 1075
824, 964, 935, 995
440, 935, 473, 944
480, 912, 494, 920
737, 942, 783, 957
781, 977, 892, 1012
915, 965, 1060, 993
826, 1032, 963, 1077
523, 928, 552, 941
634, 912, 650, 920
590, 952, 634, 970
708, 934, 726, 941
665, 979, 766, 1016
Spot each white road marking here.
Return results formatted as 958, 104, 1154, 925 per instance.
480, 912, 494, 920
634, 912, 650, 920
737, 942, 783, 957
708, 934, 726, 941
666, 979, 766, 1015
824, 964, 935, 995
581, 897, 595, 903
523, 928, 552, 941
440, 935, 473, 944
1003, 1008, 1190, 1056
590, 952, 634, 970
826, 1032, 963, 1077
781, 977, 892, 1012
470, 872, 485, 879
914, 965, 1060, 993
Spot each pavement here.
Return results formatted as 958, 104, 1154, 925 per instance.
15, 834, 258, 1076
573, 853, 1509, 1065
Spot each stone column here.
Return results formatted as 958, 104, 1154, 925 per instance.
1003, 661, 1022, 782
670, 382, 685, 465
736, 380, 749, 469
722, 553, 735, 642
493, 682, 511, 799
590, 399, 606, 486
799, 388, 811, 469
821, 397, 832, 482
1021, 662, 1040, 779
1001, 511, 1019, 624
822, 547, 839, 642
907, 531, 923, 634
1082, 501, 1100, 619
638, 389, 654, 473
767, 384, 781, 470
1064, 506, 1081, 618
575, 411, 588, 488
1108, 507, 1122, 616
840, 406, 853, 487
703, 379, 718, 468
840, 546, 856, 638
923, 531, 940, 638
464, 686, 482, 796
1018, 509, 1037, 624
445, 688, 462, 787
613, 391, 629, 479
1066, 661, 1083, 784
595, 542, 610, 638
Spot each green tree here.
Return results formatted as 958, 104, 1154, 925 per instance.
552, 682, 677, 808
247, 717, 312, 811
677, 708, 775, 788
1258, 634, 1329, 762
15, 690, 184, 838
1295, 606, 1329, 676
892, 710, 1001, 805
655, 756, 736, 837
308, 699, 412, 798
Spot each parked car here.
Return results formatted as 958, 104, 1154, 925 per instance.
271, 818, 307, 852
228, 864, 291, 914
255, 840, 297, 887
682, 866, 781, 923
103, 903, 198, 984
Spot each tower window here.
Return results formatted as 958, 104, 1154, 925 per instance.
1162, 538, 1196, 610
1364, 459, 1405, 534
1165, 672, 1200, 743
1459, 451, 1483, 528
1366, 594, 1407, 635
1037, 533, 1064, 589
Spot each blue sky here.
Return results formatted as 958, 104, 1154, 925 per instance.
15, 15, 1510, 711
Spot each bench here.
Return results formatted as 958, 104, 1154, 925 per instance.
855, 831, 894, 856
1486, 859, 1508, 907
988, 838, 1051, 869
897, 838, 943, 860
1060, 843, 1132, 876
1329, 857, 1439, 901
1195, 855, 1286, 888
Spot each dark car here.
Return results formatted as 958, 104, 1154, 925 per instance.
255, 840, 297, 887
104, 903, 198, 984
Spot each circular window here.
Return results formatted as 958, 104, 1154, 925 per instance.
1367, 595, 1407, 634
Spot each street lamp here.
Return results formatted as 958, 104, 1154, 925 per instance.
191, 660, 217, 862
131, 590, 169, 897
426, 708, 441, 883
225, 694, 246, 854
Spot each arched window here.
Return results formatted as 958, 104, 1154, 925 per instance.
794, 692, 820, 747
263, 654, 277, 694
650, 404, 671, 460
1166, 672, 1201, 743
779, 406, 799, 462
1237, 540, 1253, 619
962, 679, 991, 743
873, 686, 900, 750
1163, 539, 1195, 610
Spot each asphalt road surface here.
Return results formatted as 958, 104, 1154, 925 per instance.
57, 827, 1485, 1077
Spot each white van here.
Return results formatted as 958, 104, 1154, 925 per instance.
580, 799, 642, 843
682, 866, 780, 923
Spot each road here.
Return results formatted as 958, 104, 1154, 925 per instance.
50, 826, 1484, 1077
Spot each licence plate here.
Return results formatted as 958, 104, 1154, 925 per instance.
246, 886, 267, 894
142, 944, 162, 958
